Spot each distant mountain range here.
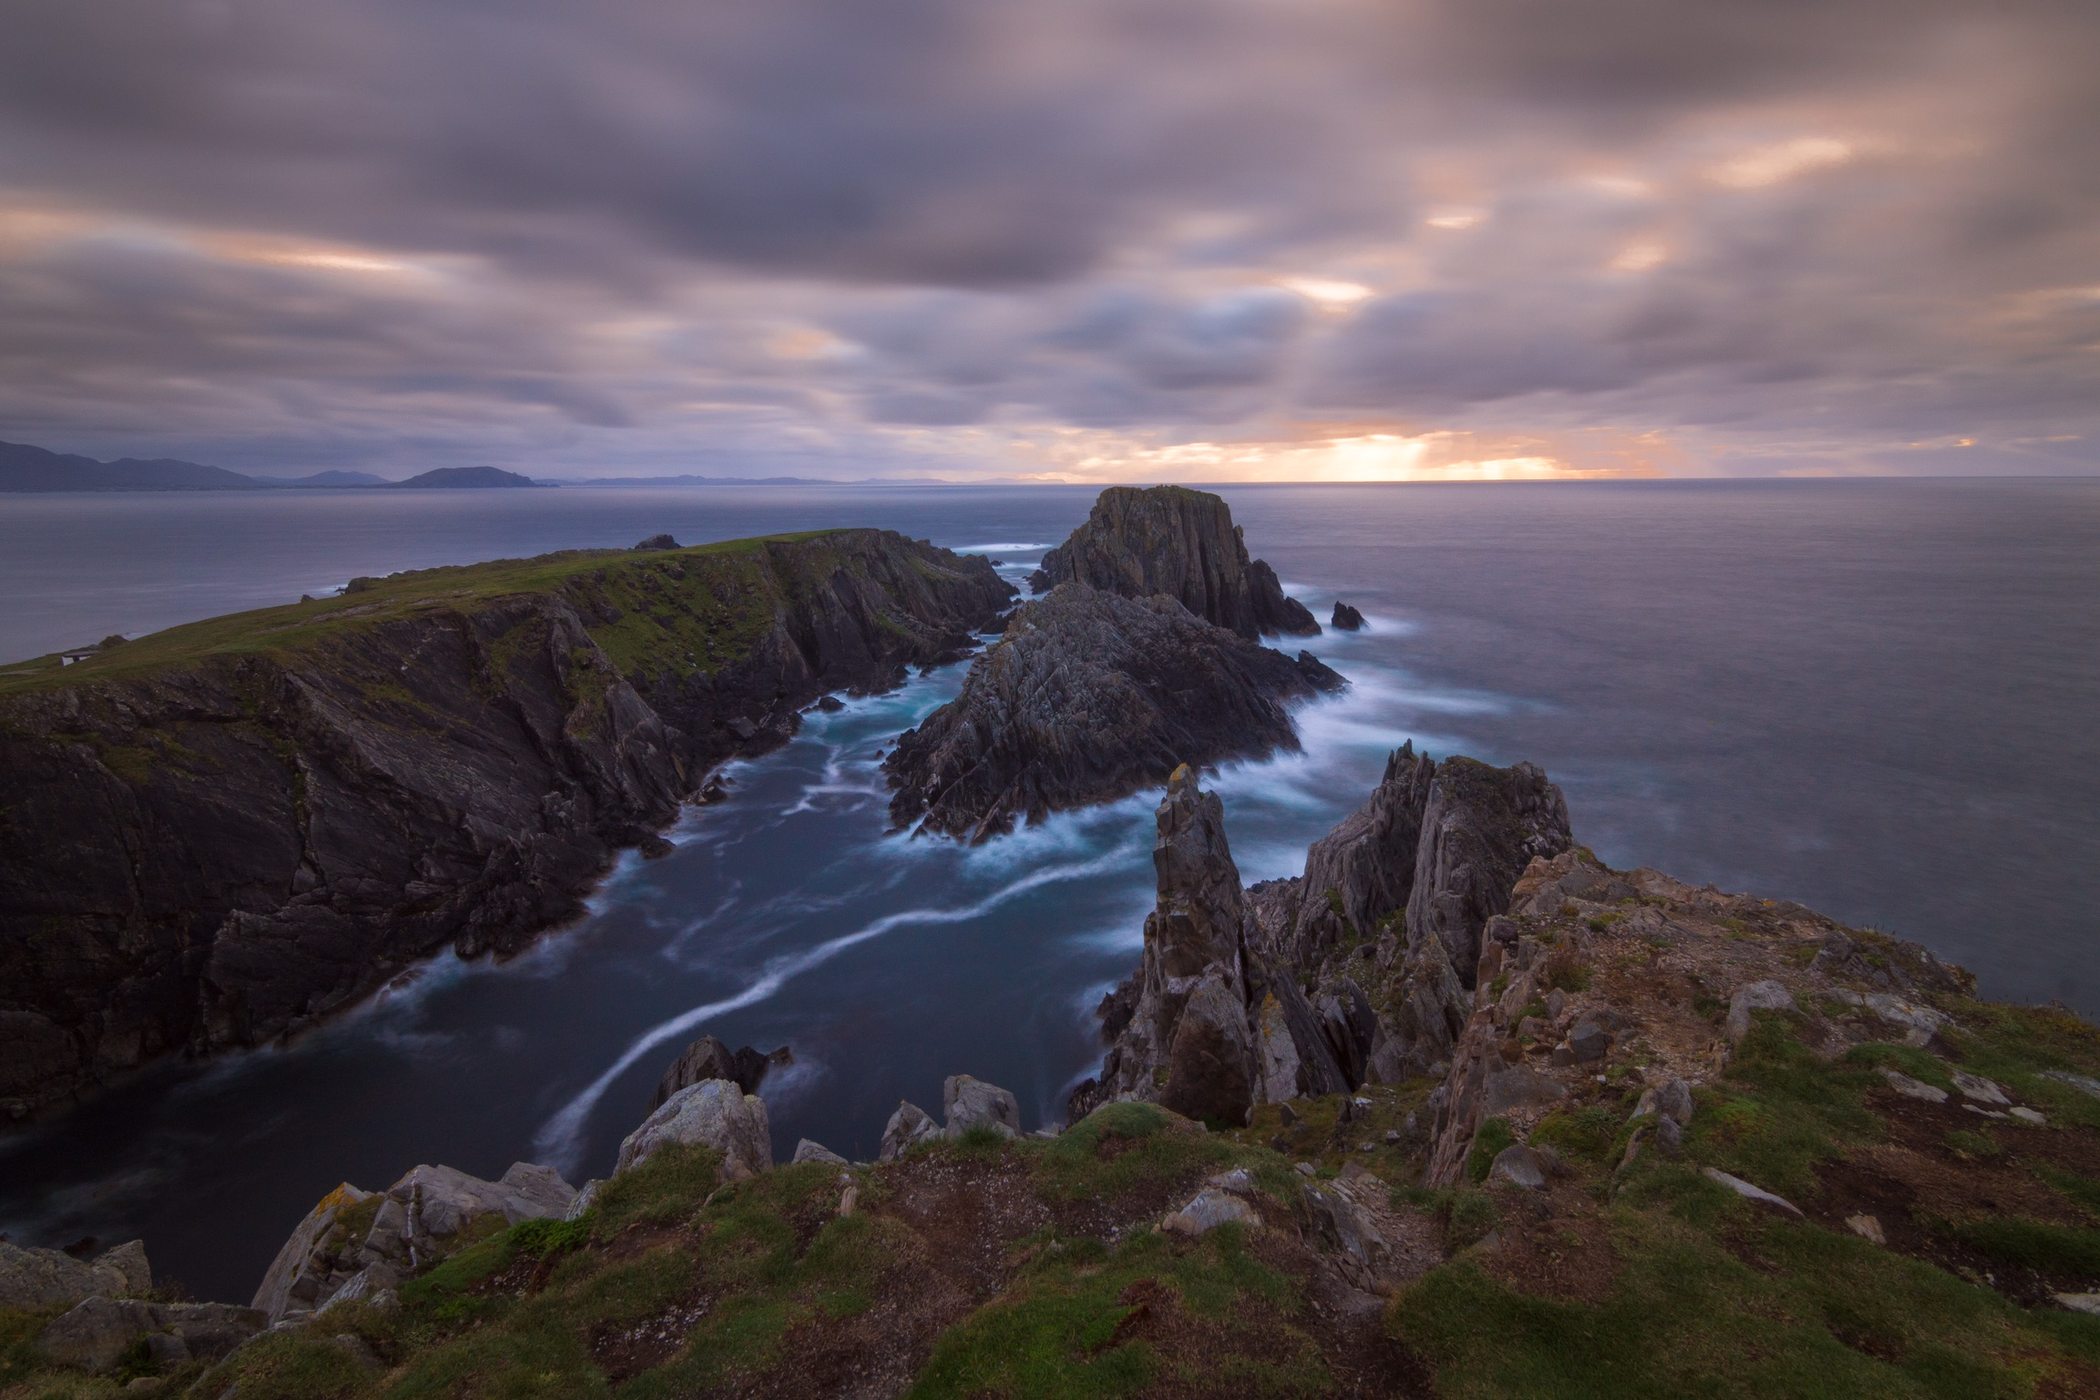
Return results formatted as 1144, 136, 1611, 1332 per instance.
0, 440, 545, 492
544, 473, 962, 486
0, 438, 992, 491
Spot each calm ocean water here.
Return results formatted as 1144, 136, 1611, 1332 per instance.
1, 479, 2096, 1302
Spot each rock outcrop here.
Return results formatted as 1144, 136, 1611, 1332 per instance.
1246, 746, 1572, 1082
1419, 845, 1982, 1188
650, 1035, 792, 1108
879, 1073, 1029, 1159
1030, 486, 1319, 639
252, 1161, 575, 1323
1070, 767, 1349, 1125
1075, 747, 1571, 1122
0, 529, 1012, 1115
0, 1239, 151, 1311
35, 1297, 265, 1374
1330, 601, 1365, 631
616, 1078, 772, 1179
885, 585, 1342, 839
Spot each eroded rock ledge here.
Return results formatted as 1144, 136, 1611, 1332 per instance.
0, 530, 1012, 1115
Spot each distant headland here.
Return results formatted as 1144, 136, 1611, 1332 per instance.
0, 439, 544, 492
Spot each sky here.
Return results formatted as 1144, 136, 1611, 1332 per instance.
0, 0, 2095, 483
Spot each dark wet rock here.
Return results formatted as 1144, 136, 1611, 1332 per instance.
816, 694, 846, 712
0, 530, 1011, 1115
632, 533, 680, 550
884, 584, 1341, 841
1030, 485, 1319, 639
1331, 601, 1365, 630
651, 1035, 792, 1109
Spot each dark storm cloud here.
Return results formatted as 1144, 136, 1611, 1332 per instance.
0, 0, 2094, 475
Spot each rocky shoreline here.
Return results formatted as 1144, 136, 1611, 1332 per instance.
7, 754, 2097, 1396
0, 530, 1012, 1117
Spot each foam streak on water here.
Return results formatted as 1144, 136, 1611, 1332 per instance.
0, 480, 2093, 1310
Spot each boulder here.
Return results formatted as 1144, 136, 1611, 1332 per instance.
36, 1298, 264, 1374
1160, 972, 1258, 1126
943, 1075, 1021, 1137
1161, 1188, 1260, 1236
1330, 601, 1365, 631
651, 1035, 792, 1109
1480, 1065, 1567, 1118
1725, 981, 1796, 1045
616, 1079, 772, 1179
0, 1240, 151, 1312
1881, 1070, 1949, 1104
816, 694, 846, 713
792, 1139, 849, 1165
1566, 1017, 1612, 1064
879, 1102, 941, 1161
1029, 485, 1319, 638
1633, 1077, 1696, 1127
1488, 1144, 1549, 1191
1951, 1071, 2010, 1106
564, 1180, 606, 1221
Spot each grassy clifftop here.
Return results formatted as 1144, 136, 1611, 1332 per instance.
0, 532, 850, 696
9, 858, 2099, 1398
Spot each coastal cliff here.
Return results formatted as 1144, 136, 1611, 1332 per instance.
0, 530, 1012, 1116
1031, 484, 1320, 638
6, 758, 2100, 1397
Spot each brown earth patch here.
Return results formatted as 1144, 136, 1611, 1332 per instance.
1475, 1187, 1621, 1304
589, 1294, 711, 1383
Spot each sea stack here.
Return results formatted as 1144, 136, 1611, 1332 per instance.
1031, 485, 1320, 638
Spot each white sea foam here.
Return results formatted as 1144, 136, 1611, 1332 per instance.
531, 846, 1133, 1171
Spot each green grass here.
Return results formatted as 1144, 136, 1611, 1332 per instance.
1392, 1207, 2085, 1399
0, 532, 847, 697
1466, 1117, 1516, 1184
909, 1226, 1324, 1399
1032, 1102, 1248, 1203
1683, 1012, 1879, 1199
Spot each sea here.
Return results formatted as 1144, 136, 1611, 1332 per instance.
0, 478, 2095, 1303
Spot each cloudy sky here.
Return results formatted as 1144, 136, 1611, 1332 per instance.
1, 0, 2095, 481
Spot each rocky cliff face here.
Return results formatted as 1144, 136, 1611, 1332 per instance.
1077, 746, 1572, 1121
12, 757, 2099, 1397
1071, 766, 1352, 1125
884, 584, 1341, 840
0, 530, 1011, 1116
1030, 485, 1319, 638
